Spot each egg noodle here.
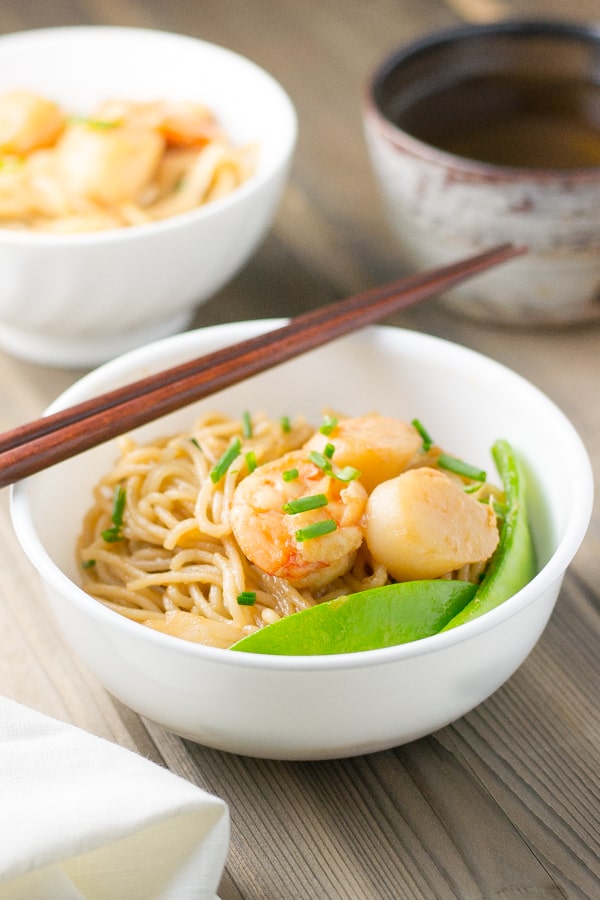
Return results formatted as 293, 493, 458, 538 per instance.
78, 411, 500, 649
0, 91, 257, 232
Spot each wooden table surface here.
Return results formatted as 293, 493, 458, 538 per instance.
1, 1, 599, 898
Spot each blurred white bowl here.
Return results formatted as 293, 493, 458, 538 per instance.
11, 322, 593, 759
0, 27, 296, 366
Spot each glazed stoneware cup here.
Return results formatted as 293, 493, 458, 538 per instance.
364, 20, 600, 326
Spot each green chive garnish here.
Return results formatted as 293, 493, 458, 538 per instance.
296, 520, 337, 542
412, 418, 433, 451
438, 453, 486, 482
283, 494, 328, 515
333, 466, 361, 482
242, 411, 253, 439
319, 414, 338, 436
112, 485, 126, 526
307, 450, 360, 482
69, 115, 119, 129
283, 468, 299, 482
210, 437, 242, 483
245, 450, 257, 473
82, 559, 96, 569
323, 443, 335, 459
280, 416, 291, 434
102, 485, 126, 542
237, 591, 257, 606
308, 450, 332, 473
190, 437, 202, 451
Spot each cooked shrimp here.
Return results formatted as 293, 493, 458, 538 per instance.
364, 466, 499, 581
0, 90, 65, 155
303, 414, 423, 493
54, 121, 164, 205
0, 93, 255, 231
94, 99, 224, 148
231, 450, 368, 589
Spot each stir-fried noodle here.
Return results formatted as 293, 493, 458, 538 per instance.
78, 411, 501, 648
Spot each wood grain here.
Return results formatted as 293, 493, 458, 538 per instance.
0, 2, 598, 899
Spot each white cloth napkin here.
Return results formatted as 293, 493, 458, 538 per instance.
0, 697, 229, 900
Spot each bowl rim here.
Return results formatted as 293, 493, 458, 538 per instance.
0, 25, 298, 246
364, 17, 600, 182
10, 320, 594, 672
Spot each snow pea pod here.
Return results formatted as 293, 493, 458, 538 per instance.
230, 579, 476, 655
441, 439, 536, 631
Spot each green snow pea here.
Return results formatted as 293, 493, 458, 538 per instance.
442, 439, 537, 631
230, 579, 476, 655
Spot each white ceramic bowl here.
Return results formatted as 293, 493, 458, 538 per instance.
11, 322, 592, 759
0, 27, 296, 366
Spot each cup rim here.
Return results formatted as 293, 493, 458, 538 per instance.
365, 18, 600, 180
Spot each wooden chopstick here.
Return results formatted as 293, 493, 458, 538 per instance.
0, 242, 525, 488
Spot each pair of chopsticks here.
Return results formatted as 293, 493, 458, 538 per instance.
0, 243, 525, 488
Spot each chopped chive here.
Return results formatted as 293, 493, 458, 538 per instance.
283, 467, 299, 482
332, 465, 361, 483
438, 453, 486, 482
102, 485, 126, 542
245, 450, 257, 473
307, 450, 360, 483
319, 414, 338, 436
296, 519, 337, 542
242, 410, 253, 439
323, 442, 335, 459
190, 437, 202, 452
283, 493, 328, 515
111, 485, 126, 528
210, 437, 242, 483
463, 483, 482, 494
412, 418, 433, 451
280, 415, 291, 434
237, 591, 257, 606
82, 559, 96, 569
69, 114, 119, 129
308, 450, 332, 473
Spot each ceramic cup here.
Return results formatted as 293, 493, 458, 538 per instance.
363, 19, 600, 326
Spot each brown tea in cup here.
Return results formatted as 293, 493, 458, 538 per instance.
399, 71, 600, 169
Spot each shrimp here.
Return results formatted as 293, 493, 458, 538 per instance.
230, 450, 368, 589
0, 90, 65, 155
93, 99, 224, 148
364, 466, 499, 581
303, 414, 423, 493
54, 121, 164, 205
